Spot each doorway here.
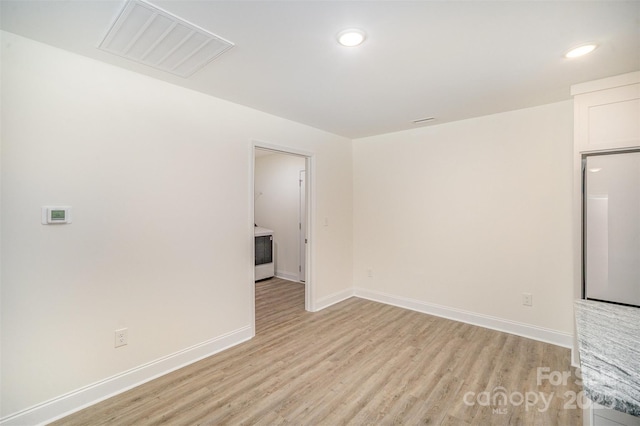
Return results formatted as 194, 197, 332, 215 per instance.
252, 142, 312, 324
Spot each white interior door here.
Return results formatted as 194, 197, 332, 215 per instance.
299, 169, 306, 282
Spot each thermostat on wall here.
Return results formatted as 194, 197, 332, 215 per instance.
41, 206, 72, 224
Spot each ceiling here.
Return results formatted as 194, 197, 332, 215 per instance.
1, 0, 639, 139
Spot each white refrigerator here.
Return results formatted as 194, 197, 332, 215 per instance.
584, 150, 640, 307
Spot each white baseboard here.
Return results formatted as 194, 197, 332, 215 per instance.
313, 288, 355, 311
275, 271, 301, 282
0, 326, 253, 426
353, 288, 574, 349
4, 289, 575, 425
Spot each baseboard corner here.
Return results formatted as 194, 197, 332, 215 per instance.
313, 288, 355, 311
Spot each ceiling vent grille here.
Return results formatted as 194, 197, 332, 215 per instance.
412, 117, 436, 125
99, 0, 234, 78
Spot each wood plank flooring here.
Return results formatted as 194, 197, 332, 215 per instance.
53, 278, 582, 425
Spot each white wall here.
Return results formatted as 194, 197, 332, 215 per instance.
353, 101, 575, 336
0, 31, 353, 419
1, 28, 577, 423
255, 152, 306, 281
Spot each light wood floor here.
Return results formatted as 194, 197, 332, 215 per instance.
53, 278, 582, 425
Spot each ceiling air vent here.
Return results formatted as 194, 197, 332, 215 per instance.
412, 117, 436, 125
99, 0, 234, 78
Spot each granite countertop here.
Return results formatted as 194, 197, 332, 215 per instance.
574, 300, 640, 417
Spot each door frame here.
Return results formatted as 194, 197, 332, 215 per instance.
250, 140, 314, 335
299, 169, 306, 282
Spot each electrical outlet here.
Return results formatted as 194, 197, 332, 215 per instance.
367, 269, 373, 278
522, 293, 533, 307
115, 328, 128, 348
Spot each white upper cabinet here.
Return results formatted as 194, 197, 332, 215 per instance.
572, 72, 640, 153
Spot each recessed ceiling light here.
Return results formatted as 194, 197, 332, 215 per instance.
337, 29, 366, 47
564, 44, 598, 59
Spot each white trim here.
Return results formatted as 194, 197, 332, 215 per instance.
313, 288, 355, 312
251, 140, 314, 159
7, 286, 577, 425
275, 271, 301, 282
353, 288, 574, 348
0, 326, 253, 426
304, 155, 315, 311
249, 143, 257, 337
570, 71, 640, 96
